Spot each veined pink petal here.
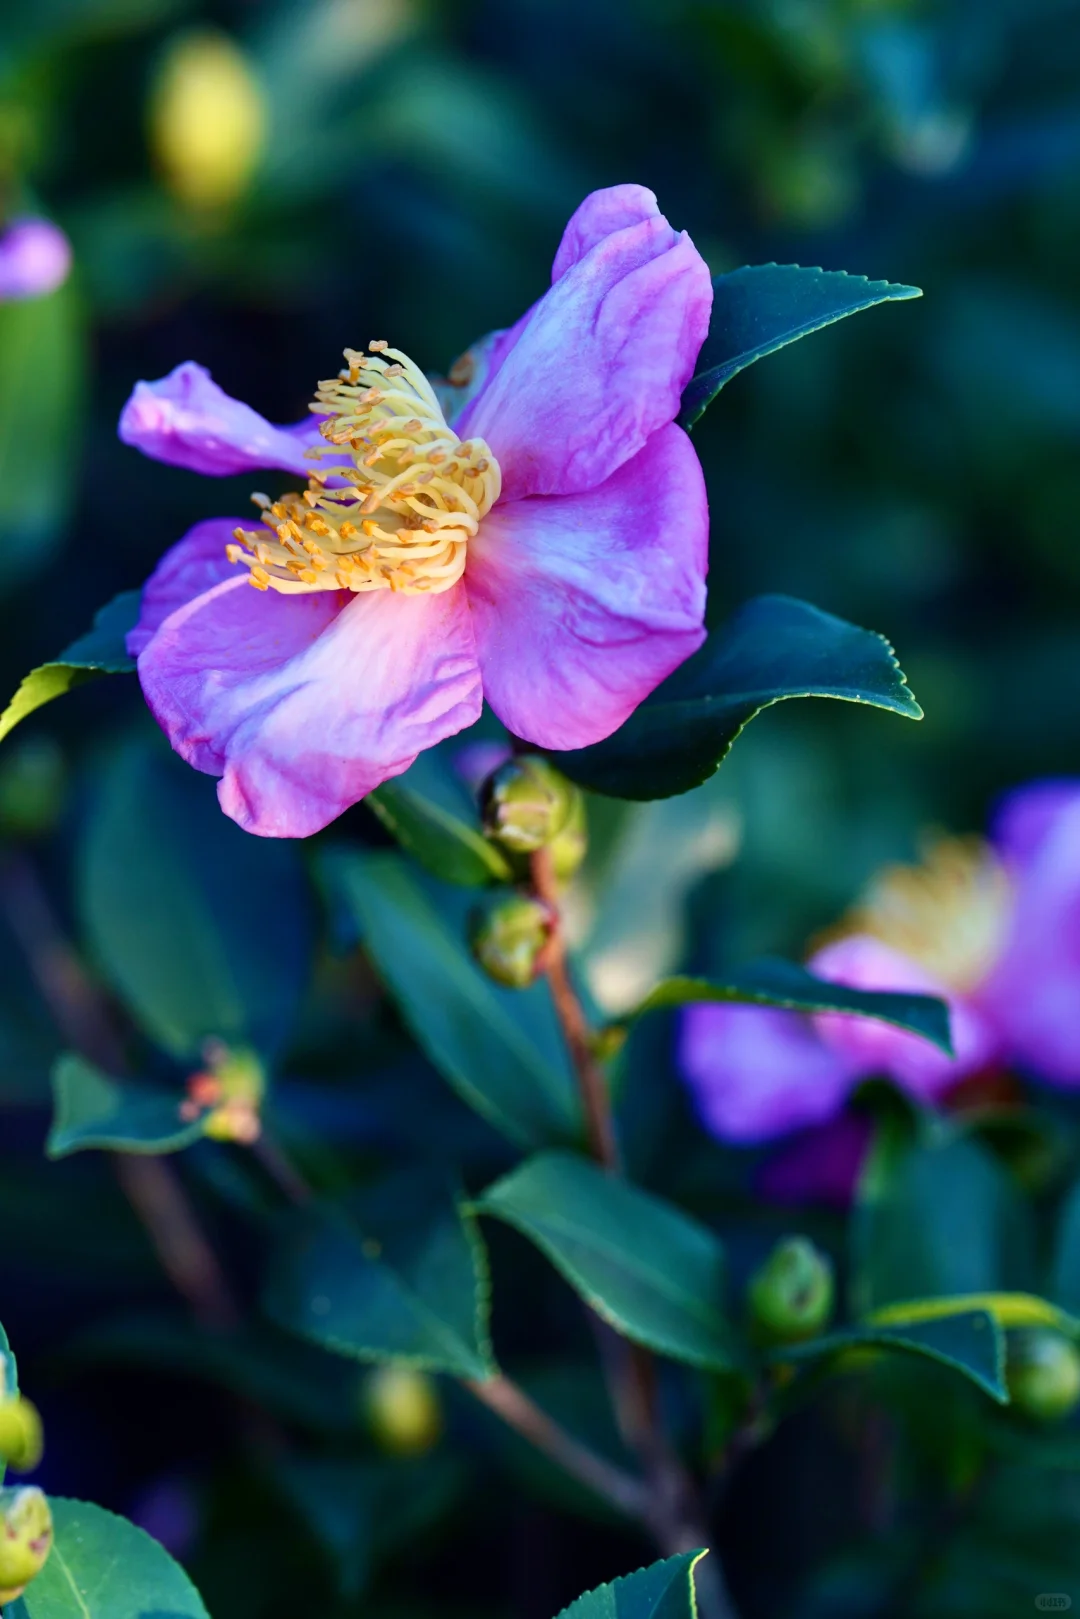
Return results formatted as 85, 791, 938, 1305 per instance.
809, 935, 999, 1101
456, 214, 712, 499
465, 422, 707, 750
127, 517, 246, 657
550, 184, 664, 282
680, 1002, 858, 1144
135, 539, 483, 837
119, 362, 321, 477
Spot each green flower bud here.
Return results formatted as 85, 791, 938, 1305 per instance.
0, 1398, 43, 1473
0, 1486, 53, 1602
480, 756, 575, 854
548, 789, 588, 884
363, 1366, 442, 1456
470, 895, 552, 989
748, 1236, 835, 1343
1007, 1329, 1080, 1422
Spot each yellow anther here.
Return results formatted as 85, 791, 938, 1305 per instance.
249, 567, 270, 590
250, 491, 270, 508
339, 521, 358, 540
299, 569, 318, 584
369, 339, 389, 351
225, 543, 244, 563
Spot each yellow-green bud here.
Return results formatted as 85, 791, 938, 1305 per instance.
0, 1398, 43, 1473
363, 1366, 442, 1456
149, 28, 267, 210
548, 788, 588, 884
470, 895, 551, 989
480, 756, 575, 854
1007, 1329, 1080, 1422
0, 1486, 53, 1602
748, 1236, 835, 1343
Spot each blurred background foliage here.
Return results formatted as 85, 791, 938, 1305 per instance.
2, 0, 1080, 1616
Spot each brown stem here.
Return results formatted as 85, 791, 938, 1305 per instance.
528, 844, 739, 1619
0, 852, 240, 1331
465, 1373, 650, 1520
529, 846, 619, 1170
252, 1129, 313, 1207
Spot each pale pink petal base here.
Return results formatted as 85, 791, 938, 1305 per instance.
128, 518, 247, 657
135, 527, 483, 836
465, 423, 707, 750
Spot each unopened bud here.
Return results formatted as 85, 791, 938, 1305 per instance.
480, 756, 575, 854
470, 895, 551, 989
1007, 1329, 1080, 1422
0, 1486, 53, 1603
181, 1043, 264, 1143
363, 1365, 442, 1456
748, 1236, 835, 1343
149, 28, 267, 210
0, 1398, 42, 1473
548, 789, 588, 884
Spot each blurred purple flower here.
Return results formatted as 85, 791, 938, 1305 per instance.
0, 218, 71, 301
681, 782, 1080, 1156
119, 185, 712, 837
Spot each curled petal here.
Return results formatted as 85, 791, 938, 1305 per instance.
119, 361, 321, 477
135, 536, 483, 836
457, 214, 712, 498
680, 1002, 857, 1144
809, 935, 998, 1100
466, 422, 707, 750
980, 784, 1080, 1084
550, 184, 664, 282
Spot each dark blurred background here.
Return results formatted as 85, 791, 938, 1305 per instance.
1, 1, 1080, 1615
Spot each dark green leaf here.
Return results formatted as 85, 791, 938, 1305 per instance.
0, 591, 139, 747
557, 1550, 707, 1619
1051, 1175, 1080, 1314
265, 1181, 494, 1380
851, 1128, 1034, 1318
47, 1052, 203, 1158
367, 749, 511, 887
8, 1497, 209, 1619
78, 734, 312, 1060
555, 595, 921, 801
320, 848, 580, 1148
679, 263, 921, 431
626, 958, 952, 1053
478, 1151, 734, 1371
773, 1310, 1009, 1404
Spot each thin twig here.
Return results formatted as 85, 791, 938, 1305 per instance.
465, 1373, 651, 1520
252, 1128, 313, 1207
0, 852, 240, 1331
530, 846, 620, 1170
527, 842, 739, 1619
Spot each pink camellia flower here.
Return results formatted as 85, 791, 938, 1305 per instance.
119, 185, 712, 836
0, 218, 72, 301
681, 782, 1080, 1171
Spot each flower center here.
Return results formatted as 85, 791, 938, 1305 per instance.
227, 342, 501, 595
829, 834, 1013, 993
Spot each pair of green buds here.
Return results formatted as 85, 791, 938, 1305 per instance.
470, 756, 586, 990
0, 1373, 50, 1603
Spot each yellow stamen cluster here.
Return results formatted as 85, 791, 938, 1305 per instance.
829, 834, 1013, 993
228, 343, 501, 595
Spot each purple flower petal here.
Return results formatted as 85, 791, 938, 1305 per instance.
456, 211, 711, 499
127, 517, 245, 657
119, 362, 321, 477
550, 184, 665, 282
980, 782, 1080, 1084
0, 218, 71, 300
679, 1001, 857, 1144
135, 527, 483, 837
808, 935, 998, 1100
465, 422, 707, 749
